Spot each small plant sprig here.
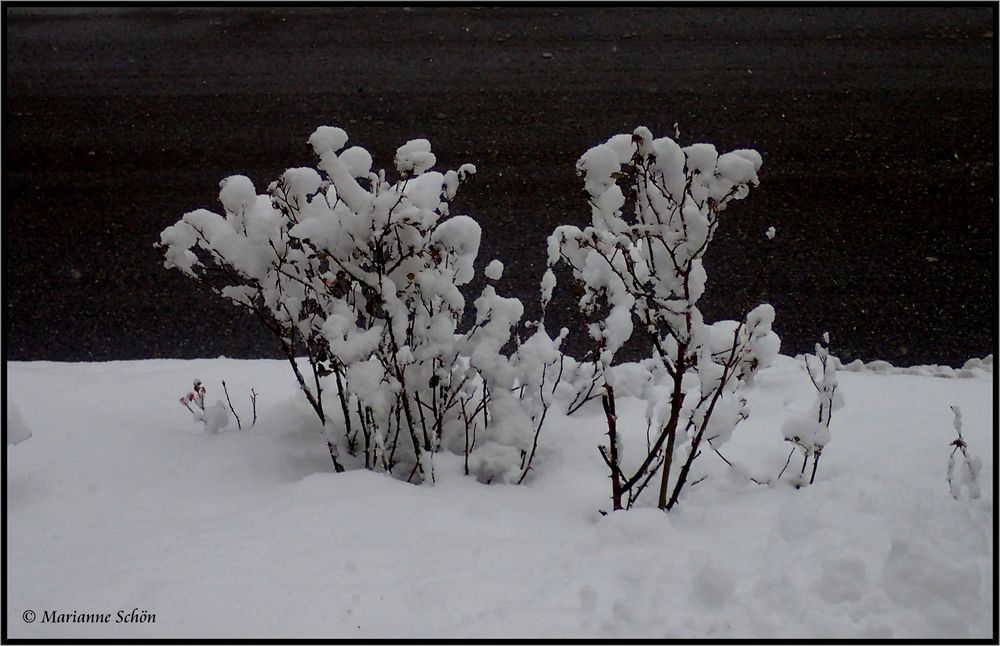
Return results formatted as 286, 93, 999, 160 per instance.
177, 378, 231, 433
947, 405, 981, 500
779, 332, 842, 487
221, 380, 258, 430
179, 378, 208, 421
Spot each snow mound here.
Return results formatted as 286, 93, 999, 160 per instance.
6, 401, 33, 446
825, 354, 993, 378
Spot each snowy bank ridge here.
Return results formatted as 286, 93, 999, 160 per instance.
802, 354, 994, 379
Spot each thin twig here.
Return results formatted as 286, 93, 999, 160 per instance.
221, 380, 242, 430
777, 446, 796, 480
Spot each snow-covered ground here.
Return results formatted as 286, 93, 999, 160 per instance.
5, 354, 994, 639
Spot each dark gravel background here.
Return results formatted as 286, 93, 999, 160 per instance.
4, 5, 996, 366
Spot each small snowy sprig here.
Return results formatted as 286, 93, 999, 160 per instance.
178, 378, 207, 418
946, 405, 981, 500
178, 379, 229, 433
220, 380, 258, 431
780, 333, 844, 487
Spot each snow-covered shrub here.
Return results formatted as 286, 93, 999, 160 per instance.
778, 333, 843, 487
159, 127, 561, 483
545, 127, 778, 511
946, 405, 981, 500
178, 378, 230, 433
